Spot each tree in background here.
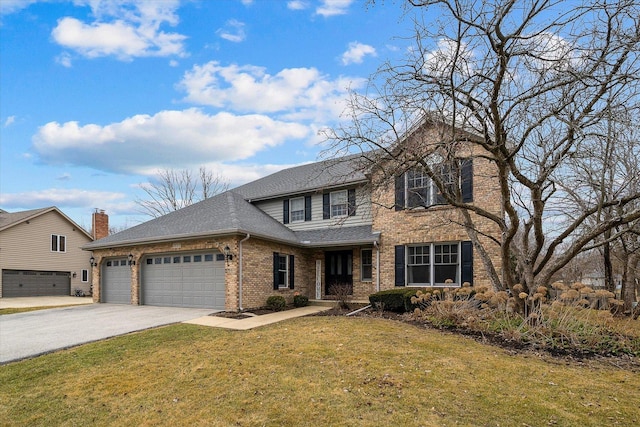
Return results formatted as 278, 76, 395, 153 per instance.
136, 167, 229, 218
324, 0, 640, 309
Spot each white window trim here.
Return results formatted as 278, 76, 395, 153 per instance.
361, 248, 373, 282
290, 197, 305, 223
406, 242, 461, 287
51, 234, 66, 253
330, 190, 348, 218
277, 254, 290, 289
81, 269, 89, 283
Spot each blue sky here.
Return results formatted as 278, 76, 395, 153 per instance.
0, 0, 415, 231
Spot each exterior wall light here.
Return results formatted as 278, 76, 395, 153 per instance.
128, 253, 136, 266
90, 256, 96, 267
224, 245, 233, 261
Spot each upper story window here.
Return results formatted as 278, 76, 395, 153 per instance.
395, 158, 473, 210
323, 189, 356, 220
331, 190, 348, 217
51, 234, 66, 252
290, 197, 305, 222
283, 196, 311, 224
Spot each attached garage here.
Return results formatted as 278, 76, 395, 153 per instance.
1, 270, 70, 297
101, 258, 132, 304
141, 251, 225, 309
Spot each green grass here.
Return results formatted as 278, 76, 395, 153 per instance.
1, 317, 638, 426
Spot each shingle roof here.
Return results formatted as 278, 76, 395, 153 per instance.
295, 226, 380, 247
84, 155, 379, 250
83, 191, 299, 249
0, 206, 93, 240
233, 154, 368, 200
0, 207, 51, 230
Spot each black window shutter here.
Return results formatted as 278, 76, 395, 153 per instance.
323, 193, 330, 219
461, 159, 473, 203
348, 189, 356, 216
283, 199, 290, 224
289, 255, 295, 289
394, 174, 405, 211
394, 245, 406, 287
304, 196, 312, 221
461, 241, 473, 285
273, 252, 279, 290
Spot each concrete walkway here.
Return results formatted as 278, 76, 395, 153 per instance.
184, 305, 332, 330
0, 296, 94, 309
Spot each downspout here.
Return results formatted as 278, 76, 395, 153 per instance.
238, 234, 251, 311
373, 241, 380, 292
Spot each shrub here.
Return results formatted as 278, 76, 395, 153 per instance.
266, 295, 286, 311
369, 288, 424, 313
293, 294, 309, 307
328, 283, 352, 309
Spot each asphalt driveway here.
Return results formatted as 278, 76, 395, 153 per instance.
0, 304, 217, 364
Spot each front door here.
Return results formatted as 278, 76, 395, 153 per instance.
325, 250, 353, 295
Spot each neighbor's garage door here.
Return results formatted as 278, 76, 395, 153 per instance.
1, 270, 70, 297
141, 252, 225, 309
102, 258, 131, 304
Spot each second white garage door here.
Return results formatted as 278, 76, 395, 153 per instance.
141, 252, 225, 309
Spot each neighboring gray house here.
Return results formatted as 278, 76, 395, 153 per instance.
0, 207, 94, 297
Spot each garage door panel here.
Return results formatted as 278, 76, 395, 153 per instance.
102, 259, 131, 304
2, 270, 70, 297
142, 252, 225, 309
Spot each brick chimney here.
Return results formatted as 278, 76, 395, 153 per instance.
92, 209, 109, 240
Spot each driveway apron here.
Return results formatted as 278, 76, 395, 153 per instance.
0, 304, 216, 364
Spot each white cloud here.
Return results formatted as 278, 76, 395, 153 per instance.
178, 61, 365, 122
287, 1, 308, 10
56, 52, 73, 67
51, 0, 187, 61
4, 115, 16, 127
316, 0, 352, 17
0, 0, 37, 15
0, 188, 127, 210
32, 108, 310, 174
341, 41, 376, 65
217, 19, 246, 43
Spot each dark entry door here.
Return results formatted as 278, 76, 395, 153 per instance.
325, 250, 353, 295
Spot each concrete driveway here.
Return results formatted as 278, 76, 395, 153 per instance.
0, 304, 217, 364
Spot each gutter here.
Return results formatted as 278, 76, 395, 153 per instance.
238, 233, 251, 311
373, 240, 380, 292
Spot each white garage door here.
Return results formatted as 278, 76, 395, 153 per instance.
141, 252, 225, 309
102, 258, 131, 304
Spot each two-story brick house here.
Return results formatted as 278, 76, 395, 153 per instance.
83, 121, 502, 311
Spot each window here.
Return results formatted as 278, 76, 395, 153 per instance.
276, 254, 289, 288
330, 190, 348, 217
194, 255, 202, 262
408, 245, 431, 284
164, 257, 171, 264
401, 243, 461, 286
205, 254, 214, 262
290, 197, 305, 222
81, 269, 89, 282
273, 252, 295, 289
395, 159, 473, 210
51, 234, 66, 252
183, 256, 191, 263
361, 249, 373, 282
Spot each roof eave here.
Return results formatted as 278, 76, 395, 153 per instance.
246, 178, 369, 202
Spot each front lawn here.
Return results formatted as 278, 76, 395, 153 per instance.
1, 317, 637, 426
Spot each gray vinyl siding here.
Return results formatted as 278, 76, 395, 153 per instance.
254, 188, 372, 232
0, 210, 93, 297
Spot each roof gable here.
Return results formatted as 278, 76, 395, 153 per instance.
0, 206, 93, 240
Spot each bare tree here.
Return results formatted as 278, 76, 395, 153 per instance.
323, 0, 640, 306
136, 167, 229, 218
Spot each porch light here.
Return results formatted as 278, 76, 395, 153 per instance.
128, 253, 136, 266
90, 256, 96, 267
224, 246, 233, 261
